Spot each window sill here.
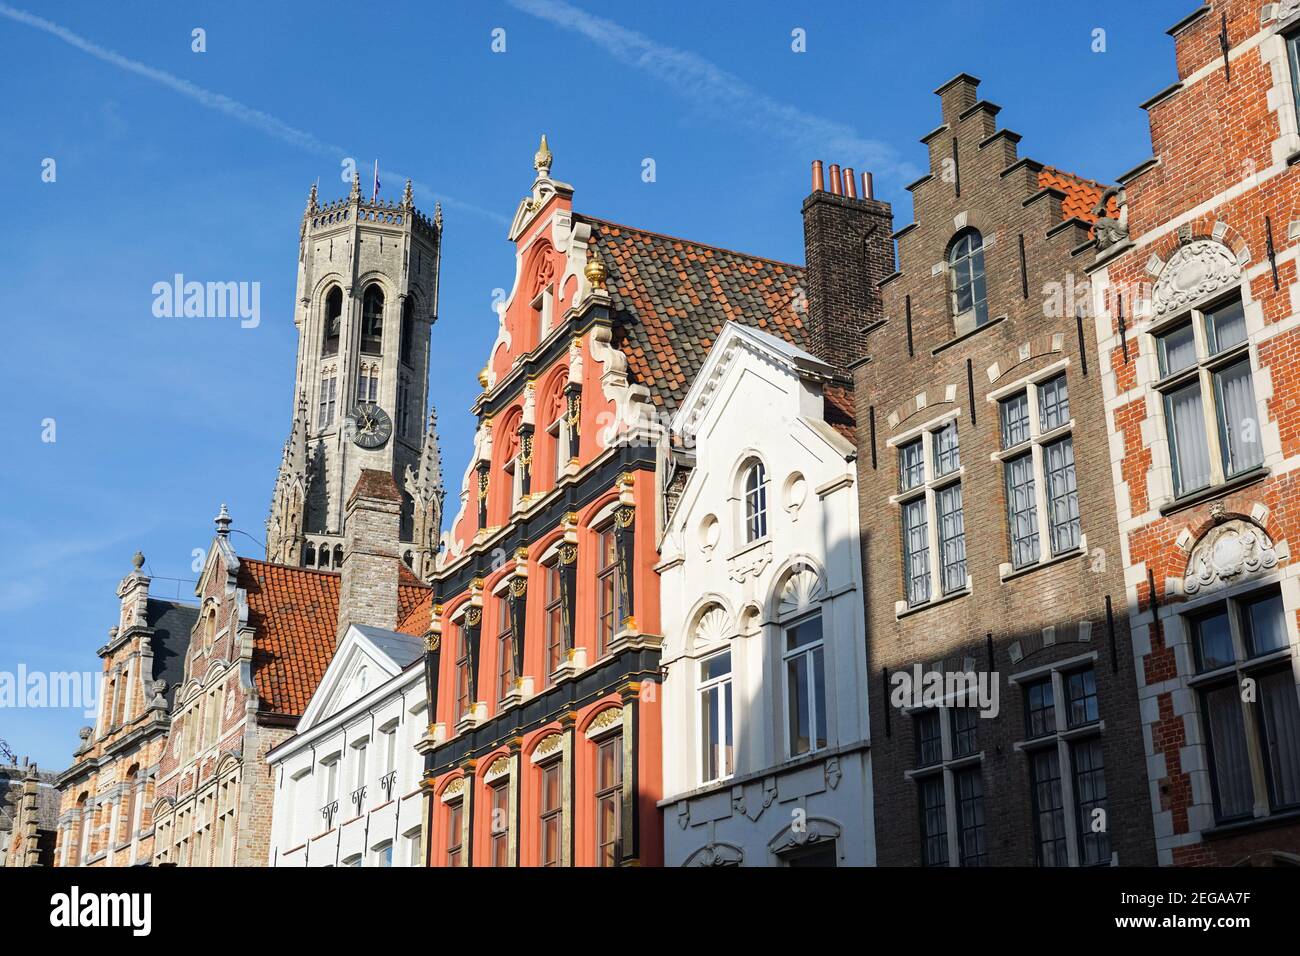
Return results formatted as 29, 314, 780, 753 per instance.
999, 547, 1084, 583
1157, 466, 1269, 517
1202, 806, 1300, 841
931, 314, 1007, 355
895, 588, 970, 620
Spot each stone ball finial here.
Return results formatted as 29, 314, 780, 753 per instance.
132, 551, 145, 570
109, 626, 118, 641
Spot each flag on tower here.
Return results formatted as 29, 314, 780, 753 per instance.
372, 160, 380, 202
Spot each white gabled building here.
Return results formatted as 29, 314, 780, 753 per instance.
656, 321, 874, 867
267, 624, 428, 867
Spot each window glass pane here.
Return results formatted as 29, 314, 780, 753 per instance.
812, 646, 827, 752
915, 709, 942, 767
1005, 453, 1040, 568
937, 483, 967, 594
902, 498, 931, 605
1192, 608, 1235, 672
1044, 437, 1080, 555
1205, 297, 1247, 354
787, 653, 811, 756
956, 769, 987, 866
1031, 750, 1066, 867
701, 685, 720, 783
1024, 679, 1056, 738
1165, 380, 1211, 496
1244, 591, 1287, 657
1204, 683, 1254, 820
899, 439, 925, 491
933, 422, 960, 477
1066, 669, 1099, 728
745, 462, 768, 541
1038, 374, 1070, 432
1158, 322, 1198, 377
920, 776, 948, 866
1072, 739, 1110, 866
1259, 670, 1300, 810
949, 231, 988, 327
1000, 392, 1030, 449
1213, 359, 1262, 477
786, 616, 823, 650
700, 651, 732, 682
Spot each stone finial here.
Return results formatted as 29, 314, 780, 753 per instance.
132, 551, 145, 571
584, 245, 608, 291
534, 134, 553, 176
478, 366, 490, 389
402, 178, 414, 208
108, 626, 118, 641
349, 171, 362, 202
434, 202, 443, 230
306, 180, 319, 215
215, 503, 232, 537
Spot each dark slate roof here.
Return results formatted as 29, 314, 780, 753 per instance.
584, 216, 811, 413
146, 599, 199, 707
0, 765, 60, 832
352, 625, 425, 669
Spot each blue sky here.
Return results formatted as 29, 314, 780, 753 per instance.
0, 0, 1191, 769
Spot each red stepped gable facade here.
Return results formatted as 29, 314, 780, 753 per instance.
1088, 0, 1300, 866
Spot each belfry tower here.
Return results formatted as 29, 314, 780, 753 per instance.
267, 173, 444, 580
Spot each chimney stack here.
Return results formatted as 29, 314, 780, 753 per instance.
801, 159, 895, 369
336, 469, 403, 640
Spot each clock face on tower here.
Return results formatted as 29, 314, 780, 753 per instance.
347, 404, 393, 449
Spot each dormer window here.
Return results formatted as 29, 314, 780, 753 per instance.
361, 285, 384, 355
322, 286, 342, 357
948, 229, 988, 330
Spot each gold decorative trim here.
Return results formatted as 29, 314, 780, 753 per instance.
485, 755, 511, 780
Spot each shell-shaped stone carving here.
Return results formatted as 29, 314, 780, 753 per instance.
1152, 240, 1241, 316
1183, 519, 1278, 595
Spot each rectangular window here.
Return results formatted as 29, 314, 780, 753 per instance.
446, 800, 463, 867
540, 762, 562, 868
489, 782, 509, 867
1037, 373, 1070, 432
318, 374, 337, 428
1066, 669, 1099, 728
784, 615, 828, 757
902, 498, 931, 606
955, 768, 987, 866
596, 735, 622, 867
371, 840, 393, 868
699, 651, 734, 784
1000, 392, 1031, 449
596, 526, 620, 656
932, 422, 961, 477
1024, 678, 1056, 739
1155, 295, 1262, 498
936, 483, 967, 594
1191, 588, 1300, 822
1005, 452, 1040, 568
1044, 437, 1080, 555
919, 776, 948, 867
915, 709, 942, 767
544, 562, 564, 683
496, 595, 515, 704
951, 706, 978, 758
1030, 749, 1067, 867
1072, 738, 1110, 866
899, 438, 925, 491
453, 623, 471, 720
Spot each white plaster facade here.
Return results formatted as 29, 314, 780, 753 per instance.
267, 625, 428, 866
656, 322, 874, 866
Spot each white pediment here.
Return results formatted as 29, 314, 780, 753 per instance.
296, 626, 408, 732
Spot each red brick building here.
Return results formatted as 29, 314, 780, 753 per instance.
1088, 0, 1300, 865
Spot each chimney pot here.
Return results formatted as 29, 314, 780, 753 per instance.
811, 160, 824, 192
843, 168, 857, 199
863, 171, 874, 200
828, 164, 841, 196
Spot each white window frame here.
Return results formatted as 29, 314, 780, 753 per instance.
781, 611, 828, 759
697, 648, 734, 785
741, 458, 769, 544
890, 413, 968, 610
990, 364, 1084, 575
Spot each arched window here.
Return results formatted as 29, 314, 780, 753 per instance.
743, 460, 768, 542
693, 605, 734, 785
948, 229, 988, 328
400, 297, 415, 367
361, 285, 384, 355
322, 286, 342, 357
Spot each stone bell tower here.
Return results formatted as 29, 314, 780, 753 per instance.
267, 173, 444, 578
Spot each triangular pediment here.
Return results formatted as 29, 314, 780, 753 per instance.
296, 625, 418, 732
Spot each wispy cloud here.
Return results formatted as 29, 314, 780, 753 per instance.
508, 0, 914, 183
0, 2, 506, 224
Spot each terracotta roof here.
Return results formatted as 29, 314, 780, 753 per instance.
1038, 167, 1115, 224
396, 588, 433, 637
240, 557, 430, 719
397, 563, 430, 625
585, 217, 812, 412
